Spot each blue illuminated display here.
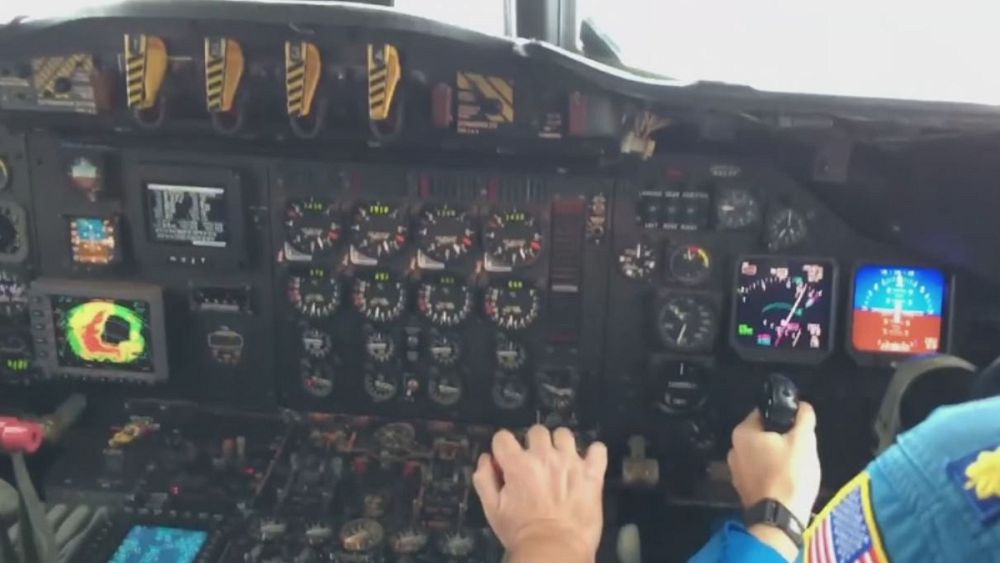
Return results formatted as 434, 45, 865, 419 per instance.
108, 526, 207, 563
852, 265, 947, 354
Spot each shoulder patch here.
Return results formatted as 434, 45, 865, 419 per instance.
946, 443, 1000, 524
803, 472, 888, 563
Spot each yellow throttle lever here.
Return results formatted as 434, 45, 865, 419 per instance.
367, 43, 401, 123
123, 34, 168, 128
286, 40, 325, 138
204, 37, 246, 134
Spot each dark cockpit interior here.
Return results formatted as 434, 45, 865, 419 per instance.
1, 1, 999, 561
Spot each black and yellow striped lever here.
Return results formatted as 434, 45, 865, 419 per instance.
204, 37, 245, 114
123, 34, 167, 110
367, 43, 401, 122
285, 40, 321, 119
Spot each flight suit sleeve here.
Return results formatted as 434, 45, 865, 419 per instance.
687, 518, 788, 563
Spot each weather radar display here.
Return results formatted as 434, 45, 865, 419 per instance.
53, 296, 154, 372
851, 265, 947, 354
733, 258, 835, 353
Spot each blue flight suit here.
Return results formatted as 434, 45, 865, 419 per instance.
689, 395, 1000, 562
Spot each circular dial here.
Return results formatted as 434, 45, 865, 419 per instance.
305, 522, 334, 546
765, 207, 808, 251
340, 518, 385, 553
653, 361, 708, 415
655, 294, 718, 352
374, 422, 416, 452
300, 359, 334, 398
417, 205, 475, 263
390, 527, 429, 555
351, 202, 408, 259
618, 242, 657, 280
0, 271, 28, 318
364, 370, 400, 402
715, 186, 761, 230
536, 368, 579, 411
484, 280, 540, 331
483, 209, 543, 268
428, 370, 463, 406
492, 375, 528, 410
668, 245, 712, 285
428, 333, 461, 366
287, 269, 341, 319
285, 198, 342, 257
495, 338, 527, 371
0, 205, 24, 257
364, 331, 396, 363
352, 272, 406, 323
301, 328, 332, 359
437, 528, 477, 558
417, 276, 472, 327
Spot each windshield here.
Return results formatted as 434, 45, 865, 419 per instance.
579, 0, 1000, 106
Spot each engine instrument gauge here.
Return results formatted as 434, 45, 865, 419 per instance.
301, 327, 332, 359
438, 528, 477, 558
417, 205, 475, 264
492, 375, 528, 410
305, 522, 334, 546
428, 332, 461, 366
390, 527, 429, 555
287, 268, 341, 319
764, 207, 808, 251
495, 337, 527, 371
484, 280, 540, 330
484, 209, 543, 269
618, 242, 657, 280
0, 270, 28, 318
352, 271, 406, 323
285, 198, 342, 257
340, 518, 385, 552
300, 358, 334, 398
417, 275, 472, 326
428, 370, 463, 406
365, 330, 396, 363
715, 186, 761, 230
733, 257, 836, 360
655, 294, 718, 352
351, 202, 408, 259
668, 244, 712, 285
364, 370, 400, 402
536, 368, 579, 411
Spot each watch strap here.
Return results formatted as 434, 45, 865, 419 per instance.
743, 498, 805, 548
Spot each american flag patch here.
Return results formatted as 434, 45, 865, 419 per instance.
803, 472, 888, 563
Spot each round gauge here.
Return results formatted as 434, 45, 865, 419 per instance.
417, 275, 472, 327
340, 518, 385, 553
668, 245, 712, 285
301, 328, 332, 359
365, 331, 396, 363
428, 370, 463, 406
390, 527, 429, 555
258, 518, 289, 542
536, 368, 579, 411
287, 269, 341, 319
417, 205, 475, 263
364, 370, 400, 402
715, 186, 761, 230
653, 361, 708, 415
351, 202, 408, 259
437, 528, 477, 558
352, 272, 406, 323
285, 198, 342, 257
655, 294, 718, 352
300, 359, 334, 399
492, 375, 528, 410
305, 522, 334, 546
618, 242, 657, 280
765, 207, 808, 251
0, 271, 28, 318
484, 280, 541, 331
495, 338, 527, 371
428, 333, 461, 366
374, 422, 416, 452
483, 209, 543, 268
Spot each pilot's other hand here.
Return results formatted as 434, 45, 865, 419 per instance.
473, 425, 607, 563
728, 402, 821, 560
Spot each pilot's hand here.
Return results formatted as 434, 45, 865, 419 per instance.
473, 425, 607, 563
728, 402, 821, 561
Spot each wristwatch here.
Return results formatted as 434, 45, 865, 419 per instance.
743, 498, 805, 548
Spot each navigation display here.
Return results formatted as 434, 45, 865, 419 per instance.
107, 525, 208, 563
733, 257, 836, 357
851, 265, 947, 355
146, 183, 228, 248
53, 295, 154, 373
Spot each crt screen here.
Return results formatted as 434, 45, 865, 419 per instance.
52, 295, 155, 372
